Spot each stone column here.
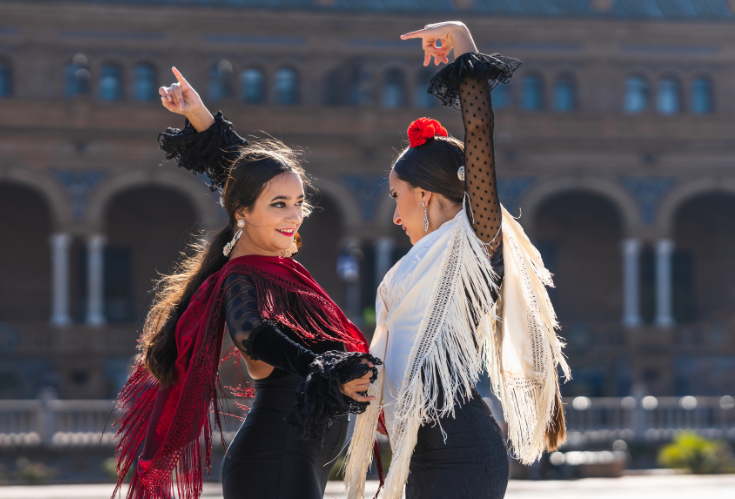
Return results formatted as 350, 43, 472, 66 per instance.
655, 239, 675, 327
374, 237, 395, 291
49, 233, 72, 326
621, 238, 642, 327
85, 234, 106, 326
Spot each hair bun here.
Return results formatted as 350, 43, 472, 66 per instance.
407, 117, 448, 148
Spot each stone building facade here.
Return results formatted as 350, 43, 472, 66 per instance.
1, 0, 735, 399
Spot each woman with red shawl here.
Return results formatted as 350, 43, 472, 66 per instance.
111, 69, 381, 499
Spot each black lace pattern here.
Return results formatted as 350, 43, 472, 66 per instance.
286, 351, 382, 445
428, 52, 522, 110
223, 273, 382, 445
158, 111, 247, 191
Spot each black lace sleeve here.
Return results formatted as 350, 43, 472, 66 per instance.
158, 111, 247, 191
429, 52, 521, 258
223, 274, 381, 443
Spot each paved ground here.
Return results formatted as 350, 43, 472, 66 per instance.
0, 474, 733, 498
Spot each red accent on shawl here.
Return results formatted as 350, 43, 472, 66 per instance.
111, 255, 373, 499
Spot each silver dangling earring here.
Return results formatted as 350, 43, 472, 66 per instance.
223, 219, 245, 257
422, 202, 429, 233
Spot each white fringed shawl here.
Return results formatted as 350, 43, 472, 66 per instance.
344, 205, 570, 499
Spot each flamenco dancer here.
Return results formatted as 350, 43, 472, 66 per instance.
344, 22, 571, 499
111, 69, 381, 499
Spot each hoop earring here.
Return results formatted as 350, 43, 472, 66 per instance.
223, 219, 245, 257
422, 202, 429, 233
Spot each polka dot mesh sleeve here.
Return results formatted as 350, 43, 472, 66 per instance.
460, 78, 502, 252
427, 52, 522, 254
223, 273, 316, 377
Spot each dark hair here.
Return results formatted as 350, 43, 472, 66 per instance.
392, 135, 465, 205
141, 140, 310, 387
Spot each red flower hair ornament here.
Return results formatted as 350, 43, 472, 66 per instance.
407, 117, 448, 148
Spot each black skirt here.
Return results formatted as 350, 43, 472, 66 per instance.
221, 372, 349, 499
406, 390, 510, 499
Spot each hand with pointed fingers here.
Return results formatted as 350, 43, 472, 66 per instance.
159, 67, 214, 132
400, 21, 478, 66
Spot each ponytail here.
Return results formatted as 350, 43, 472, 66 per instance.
141, 225, 233, 387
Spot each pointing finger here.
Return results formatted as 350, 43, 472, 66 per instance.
400, 27, 435, 40
171, 67, 191, 90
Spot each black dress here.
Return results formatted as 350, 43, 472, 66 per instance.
404, 52, 523, 499
158, 122, 378, 499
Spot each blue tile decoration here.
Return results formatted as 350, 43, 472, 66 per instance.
53, 170, 106, 220
341, 174, 388, 222
497, 176, 534, 215
619, 176, 676, 225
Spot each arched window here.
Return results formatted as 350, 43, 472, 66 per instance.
349, 64, 375, 106
381, 68, 406, 108
521, 74, 544, 111
553, 76, 576, 112
240, 68, 265, 104
274, 67, 299, 106
99, 64, 123, 101
414, 68, 437, 108
64, 53, 90, 97
133, 63, 157, 102
657, 77, 681, 115
209, 59, 233, 102
624, 75, 649, 113
0, 62, 11, 97
691, 77, 713, 114
491, 82, 511, 110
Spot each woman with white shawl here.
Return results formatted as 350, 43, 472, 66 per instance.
344, 22, 570, 499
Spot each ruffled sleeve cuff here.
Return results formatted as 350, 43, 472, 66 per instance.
286, 351, 382, 444
428, 52, 522, 110
157, 111, 247, 191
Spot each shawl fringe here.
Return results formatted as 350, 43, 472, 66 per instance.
345, 205, 569, 499
111, 256, 371, 499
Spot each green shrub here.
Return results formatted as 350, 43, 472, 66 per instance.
15, 458, 58, 484
658, 432, 735, 474
102, 457, 134, 483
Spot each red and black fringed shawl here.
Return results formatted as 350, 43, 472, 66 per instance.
111, 255, 374, 499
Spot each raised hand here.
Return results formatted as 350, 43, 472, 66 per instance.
159, 67, 214, 132
400, 21, 478, 66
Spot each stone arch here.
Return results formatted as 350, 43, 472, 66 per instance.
520, 176, 639, 238
657, 177, 735, 236
0, 168, 71, 230
309, 176, 362, 236
86, 170, 222, 233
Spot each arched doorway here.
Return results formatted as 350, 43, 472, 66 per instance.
0, 182, 53, 321
671, 193, 735, 395
534, 191, 624, 396
673, 193, 735, 323
103, 186, 197, 323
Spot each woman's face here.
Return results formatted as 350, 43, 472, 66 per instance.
389, 170, 428, 245
236, 172, 304, 256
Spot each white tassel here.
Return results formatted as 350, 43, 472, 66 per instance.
344, 370, 383, 499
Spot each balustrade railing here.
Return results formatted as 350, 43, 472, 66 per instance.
0, 396, 732, 448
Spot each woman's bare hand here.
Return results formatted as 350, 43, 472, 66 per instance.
159, 67, 214, 132
338, 359, 376, 403
400, 21, 478, 66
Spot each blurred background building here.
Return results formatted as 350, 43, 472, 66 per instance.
1, 0, 735, 405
